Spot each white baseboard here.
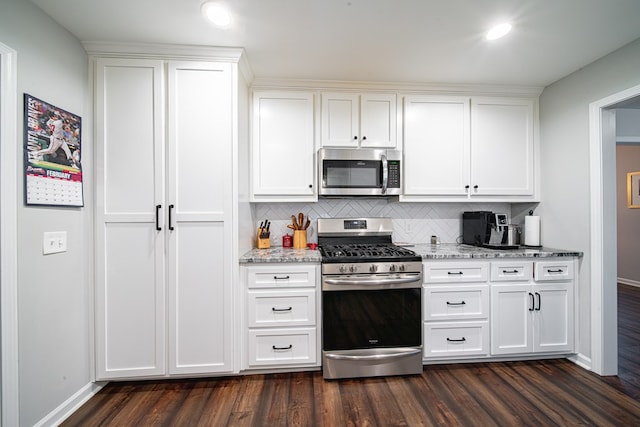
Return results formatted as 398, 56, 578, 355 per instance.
568, 352, 592, 372
35, 381, 106, 427
618, 277, 640, 287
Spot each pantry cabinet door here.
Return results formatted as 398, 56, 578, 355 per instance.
95, 58, 166, 379
470, 98, 535, 196
403, 95, 470, 196
166, 61, 234, 374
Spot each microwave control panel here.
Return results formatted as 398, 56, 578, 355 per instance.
388, 161, 400, 188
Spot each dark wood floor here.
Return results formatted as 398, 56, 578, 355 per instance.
62, 284, 640, 427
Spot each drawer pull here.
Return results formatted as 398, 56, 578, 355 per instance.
272, 344, 293, 351
502, 269, 519, 274
447, 271, 464, 276
273, 275, 291, 280
446, 337, 466, 343
546, 269, 564, 274
272, 307, 293, 312
446, 301, 466, 306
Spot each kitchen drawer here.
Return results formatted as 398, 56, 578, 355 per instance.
246, 264, 317, 289
247, 328, 317, 367
534, 260, 574, 281
490, 261, 533, 282
247, 289, 316, 327
423, 261, 489, 284
423, 321, 489, 358
423, 285, 489, 321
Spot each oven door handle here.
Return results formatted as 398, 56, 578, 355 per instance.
323, 273, 422, 290
324, 348, 422, 361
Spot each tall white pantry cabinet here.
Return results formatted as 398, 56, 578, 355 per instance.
93, 52, 242, 380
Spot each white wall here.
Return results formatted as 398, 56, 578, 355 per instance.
616, 143, 640, 285
0, 0, 92, 425
539, 38, 640, 361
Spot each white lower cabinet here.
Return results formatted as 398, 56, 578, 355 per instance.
423, 261, 490, 360
242, 264, 321, 369
490, 260, 575, 355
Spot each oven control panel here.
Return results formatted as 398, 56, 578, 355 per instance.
322, 261, 422, 275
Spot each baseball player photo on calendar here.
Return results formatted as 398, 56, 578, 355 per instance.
23, 93, 83, 207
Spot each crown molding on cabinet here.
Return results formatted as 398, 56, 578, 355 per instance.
82, 41, 254, 83
251, 77, 543, 97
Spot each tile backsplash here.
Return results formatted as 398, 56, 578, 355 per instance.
254, 199, 511, 246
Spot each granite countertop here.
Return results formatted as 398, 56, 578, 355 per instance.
240, 243, 582, 264
408, 243, 583, 259
239, 247, 322, 263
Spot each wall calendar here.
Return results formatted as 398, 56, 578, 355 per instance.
23, 93, 83, 207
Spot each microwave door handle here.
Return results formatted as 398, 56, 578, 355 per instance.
381, 154, 388, 194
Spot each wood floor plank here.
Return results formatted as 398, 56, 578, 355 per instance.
61, 284, 640, 426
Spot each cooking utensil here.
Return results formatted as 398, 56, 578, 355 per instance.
298, 213, 304, 229
304, 218, 310, 230
291, 215, 299, 230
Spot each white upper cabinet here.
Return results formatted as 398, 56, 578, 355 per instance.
402, 95, 537, 201
321, 92, 397, 148
470, 97, 535, 197
251, 90, 316, 202
403, 95, 470, 196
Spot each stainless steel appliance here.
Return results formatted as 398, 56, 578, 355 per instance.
318, 148, 402, 197
462, 211, 519, 249
318, 217, 423, 379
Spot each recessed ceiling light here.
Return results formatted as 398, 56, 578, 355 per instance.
486, 22, 512, 41
202, 2, 231, 27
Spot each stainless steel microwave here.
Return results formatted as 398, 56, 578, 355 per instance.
318, 148, 402, 196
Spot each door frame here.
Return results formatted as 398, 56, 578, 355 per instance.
0, 41, 20, 426
589, 83, 640, 375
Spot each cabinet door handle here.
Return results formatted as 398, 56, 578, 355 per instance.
273, 275, 290, 280
447, 271, 464, 275
272, 344, 293, 351
446, 337, 466, 343
528, 292, 535, 311
446, 301, 466, 306
272, 307, 293, 312
465, 185, 470, 190
168, 204, 175, 231
155, 204, 162, 231
353, 136, 358, 140
535, 292, 541, 311
362, 136, 367, 141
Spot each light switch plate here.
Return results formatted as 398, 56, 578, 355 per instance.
43, 231, 67, 255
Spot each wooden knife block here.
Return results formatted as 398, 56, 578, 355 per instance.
257, 229, 270, 249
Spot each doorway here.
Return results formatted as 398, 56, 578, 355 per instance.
589, 84, 640, 376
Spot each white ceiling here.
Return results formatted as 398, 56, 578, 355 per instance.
30, 0, 640, 88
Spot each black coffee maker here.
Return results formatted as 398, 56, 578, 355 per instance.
462, 211, 518, 249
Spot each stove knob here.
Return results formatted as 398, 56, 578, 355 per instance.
350, 265, 357, 273
399, 264, 406, 272
389, 264, 397, 272
369, 264, 378, 273
339, 265, 347, 273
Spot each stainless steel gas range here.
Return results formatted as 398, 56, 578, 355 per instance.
317, 218, 423, 379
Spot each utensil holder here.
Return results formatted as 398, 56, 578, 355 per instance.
257, 229, 270, 249
293, 230, 307, 249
